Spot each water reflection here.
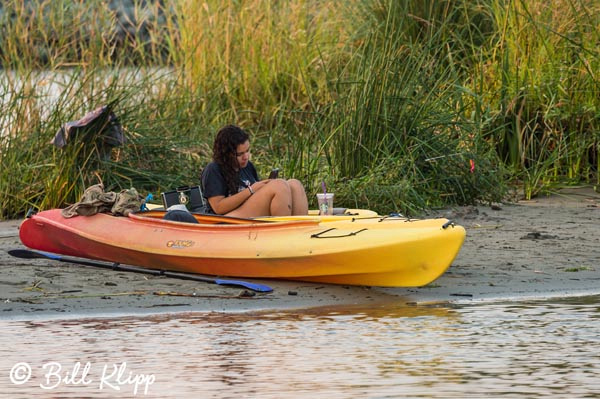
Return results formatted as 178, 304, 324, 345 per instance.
1, 297, 599, 398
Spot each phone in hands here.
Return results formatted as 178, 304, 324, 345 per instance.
268, 168, 280, 179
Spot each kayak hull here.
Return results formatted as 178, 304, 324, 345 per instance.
19, 209, 466, 287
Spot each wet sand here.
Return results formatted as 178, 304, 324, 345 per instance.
1, 187, 598, 319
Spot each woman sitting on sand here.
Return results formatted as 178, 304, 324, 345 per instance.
200, 125, 308, 218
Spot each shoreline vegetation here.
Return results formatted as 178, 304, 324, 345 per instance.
1, 0, 598, 220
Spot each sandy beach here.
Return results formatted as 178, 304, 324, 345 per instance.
1, 186, 598, 319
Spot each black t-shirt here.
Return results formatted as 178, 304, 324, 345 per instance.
200, 161, 259, 214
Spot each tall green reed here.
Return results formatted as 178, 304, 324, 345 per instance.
1, 0, 597, 219
176, 0, 347, 128
0, 67, 200, 217
480, 0, 599, 198
0, 0, 177, 69
0, 0, 194, 218
308, 0, 506, 213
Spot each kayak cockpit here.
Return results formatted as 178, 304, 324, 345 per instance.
131, 210, 321, 228
134, 210, 268, 224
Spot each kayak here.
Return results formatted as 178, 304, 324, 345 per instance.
258, 212, 453, 229
18, 209, 466, 287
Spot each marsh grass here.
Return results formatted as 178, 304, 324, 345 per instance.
313, 1, 508, 212
1, 0, 598, 219
479, 0, 599, 198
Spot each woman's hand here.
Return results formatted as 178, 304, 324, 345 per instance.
250, 180, 270, 192
208, 180, 273, 215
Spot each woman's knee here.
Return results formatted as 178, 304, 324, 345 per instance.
287, 179, 305, 192
267, 179, 292, 195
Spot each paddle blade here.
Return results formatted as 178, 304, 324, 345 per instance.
7, 249, 60, 260
214, 279, 273, 293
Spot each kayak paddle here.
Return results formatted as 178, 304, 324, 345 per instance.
7, 249, 273, 293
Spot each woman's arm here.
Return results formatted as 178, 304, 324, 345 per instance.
208, 180, 270, 214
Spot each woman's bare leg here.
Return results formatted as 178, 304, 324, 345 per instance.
226, 179, 292, 218
287, 179, 308, 215
267, 179, 293, 215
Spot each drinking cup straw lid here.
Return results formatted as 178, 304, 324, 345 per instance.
321, 181, 327, 196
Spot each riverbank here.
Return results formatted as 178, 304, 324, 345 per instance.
1, 186, 598, 319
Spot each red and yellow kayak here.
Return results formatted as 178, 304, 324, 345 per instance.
19, 209, 465, 287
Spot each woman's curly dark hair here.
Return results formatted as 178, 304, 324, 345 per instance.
212, 125, 250, 195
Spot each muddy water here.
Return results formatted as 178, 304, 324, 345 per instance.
1, 296, 599, 398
